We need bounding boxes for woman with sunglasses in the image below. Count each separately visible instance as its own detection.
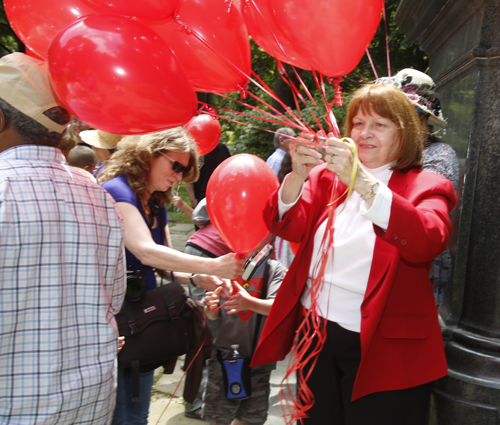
[99,127,246,425]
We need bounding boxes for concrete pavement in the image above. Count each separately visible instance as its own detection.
[149,223,294,425]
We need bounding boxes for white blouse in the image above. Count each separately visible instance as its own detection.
[278,164,394,332]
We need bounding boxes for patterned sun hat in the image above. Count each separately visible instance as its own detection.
[393,69,446,126]
[375,69,447,126]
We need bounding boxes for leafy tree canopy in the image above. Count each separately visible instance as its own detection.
[0,0,427,160]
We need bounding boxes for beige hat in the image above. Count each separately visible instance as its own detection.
[80,130,123,150]
[0,53,67,133]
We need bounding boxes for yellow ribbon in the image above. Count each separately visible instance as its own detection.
[327,137,359,211]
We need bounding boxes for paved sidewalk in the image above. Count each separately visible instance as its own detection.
[149,223,294,425]
[150,355,294,425]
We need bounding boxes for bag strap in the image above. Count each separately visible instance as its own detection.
[157,282,183,322]
[130,360,141,403]
[120,300,140,335]
[251,260,270,355]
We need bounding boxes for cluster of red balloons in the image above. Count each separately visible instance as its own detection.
[5,0,385,253]
[243,0,385,77]
[4,0,251,135]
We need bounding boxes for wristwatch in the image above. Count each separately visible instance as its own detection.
[360,182,380,201]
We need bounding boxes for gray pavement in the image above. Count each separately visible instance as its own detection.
[149,223,294,425]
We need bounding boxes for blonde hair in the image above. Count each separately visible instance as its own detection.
[100,127,199,205]
[344,83,424,171]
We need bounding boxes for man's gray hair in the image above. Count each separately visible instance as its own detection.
[273,127,295,149]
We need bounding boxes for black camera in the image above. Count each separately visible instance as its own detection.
[242,244,273,282]
[126,269,145,302]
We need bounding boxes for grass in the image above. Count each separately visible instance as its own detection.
[167,182,193,225]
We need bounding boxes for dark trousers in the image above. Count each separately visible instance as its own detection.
[301,320,431,425]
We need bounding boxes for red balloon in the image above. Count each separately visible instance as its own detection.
[269,0,384,76]
[80,0,180,22]
[207,154,279,255]
[152,0,251,93]
[48,14,197,135]
[243,0,311,70]
[185,114,221,156]
[4,0,101,59]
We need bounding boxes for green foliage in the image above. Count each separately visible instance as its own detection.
[214,0,428,158]
[167,182,193,224]
[0,5,24,56]
[0,0,427,161]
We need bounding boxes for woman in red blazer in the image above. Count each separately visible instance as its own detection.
[251,84,456,425]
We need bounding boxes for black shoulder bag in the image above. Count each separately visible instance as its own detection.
[115,201,196,401]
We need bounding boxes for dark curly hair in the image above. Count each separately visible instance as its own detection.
[0,98,70,147]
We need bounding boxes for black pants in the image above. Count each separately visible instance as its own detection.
[301,320,431,425]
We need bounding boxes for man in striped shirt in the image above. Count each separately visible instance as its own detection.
[0,53,126,424]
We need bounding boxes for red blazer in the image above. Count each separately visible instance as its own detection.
[251,164,456,401]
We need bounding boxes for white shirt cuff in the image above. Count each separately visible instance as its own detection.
[277,174,304,220]
[359,181,392,230]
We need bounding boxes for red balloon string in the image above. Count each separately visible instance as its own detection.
[365,48,379,79]
[383,3,391,77]
[276,63,327,136]
[249,70,313,131]
[275,63,311,126]
[154,302,209,425]
[215,91,309,134]
[279,178,345,424]
[332,77,344,107]
[173,13,343,142]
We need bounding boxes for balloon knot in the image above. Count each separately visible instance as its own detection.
[199,104,219,119]
[239,87,248,99]
[330,77,344,107]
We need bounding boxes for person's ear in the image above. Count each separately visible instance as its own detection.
[0,109,7,133]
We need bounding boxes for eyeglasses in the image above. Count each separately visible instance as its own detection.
[159,152,190,177]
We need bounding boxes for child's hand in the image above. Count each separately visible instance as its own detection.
[118,336,125,353]
[225,282,254,314]
[205,286,222,311]
[172,196,184,209]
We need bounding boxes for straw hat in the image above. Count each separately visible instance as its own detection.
[79,130,123,150]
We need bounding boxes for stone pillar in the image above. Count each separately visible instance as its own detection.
[396,0,500,423]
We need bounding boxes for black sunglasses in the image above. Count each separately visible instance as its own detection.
[159,152,190,177]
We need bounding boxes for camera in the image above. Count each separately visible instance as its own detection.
[242,244,273,282]
[126,269,145,302]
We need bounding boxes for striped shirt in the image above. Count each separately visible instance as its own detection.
[0,145,126,424]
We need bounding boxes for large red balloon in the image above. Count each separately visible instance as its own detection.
[152,0,251,93]
[207,154,279,255]
[48,14,197,135]
[4,0,101,58]
[269,0,384,77]
[185,114,221,156]
[243,0,311,70]
[81,0,180,22]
